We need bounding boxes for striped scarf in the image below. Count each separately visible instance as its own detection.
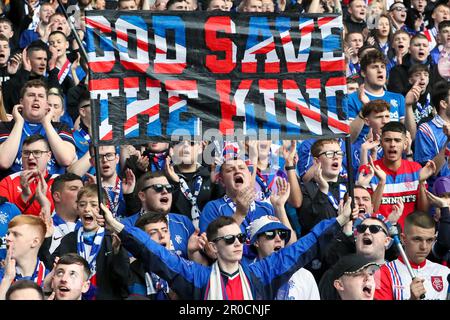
[77,227,105,277]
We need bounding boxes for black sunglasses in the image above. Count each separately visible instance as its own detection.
[263,229,289,241]
[141,184,174,193]
[356,224,388,236]
[213,233,246,245]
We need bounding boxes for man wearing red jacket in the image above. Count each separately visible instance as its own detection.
[0,134,57,215]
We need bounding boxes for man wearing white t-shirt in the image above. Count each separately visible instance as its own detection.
[375,211,450,300]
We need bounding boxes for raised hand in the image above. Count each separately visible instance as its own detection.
[122,168,136,195]
[22,48,31,72]
[356,164,374,187]
[337,197,353,226]
[20,170,38,202]
[164,155,180,183]
[11,104,24,124]
[419,160,436,183]
[405,81,422,106]
[369,156,387,182]
[269,178,290,208]
[136,154,149,172]
[282,140,297,167]
[84,173,97,185]
[3,244,16,281]
[314,162,329,194]
[425,189,449,208]
[358,84,370,105]
[7,52,22,75]
[389,198,404,225]
[235,186,256,215]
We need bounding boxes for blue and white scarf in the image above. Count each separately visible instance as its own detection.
[77,227,105,277]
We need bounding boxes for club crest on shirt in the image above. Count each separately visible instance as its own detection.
[175,235,182,244]
[431,276,443,292]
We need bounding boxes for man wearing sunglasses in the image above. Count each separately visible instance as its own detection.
[100,194,353,300]
[0,134,58,215]
[122,171,195,258]
[375,211,450,300]
[389,2,408,32]
[247,215,320,300]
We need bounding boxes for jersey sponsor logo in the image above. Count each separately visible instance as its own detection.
[431,276,443,292]
[381,195,417,205]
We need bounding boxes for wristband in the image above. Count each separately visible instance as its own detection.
[406,153,413,157]
[285,165,296,171]
[358,113,364,120]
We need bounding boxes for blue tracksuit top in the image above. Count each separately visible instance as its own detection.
[118,217,341,300]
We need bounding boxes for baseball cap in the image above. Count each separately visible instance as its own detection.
[331,254,380,280]
[432,176,450,197]
[248,215,291,245]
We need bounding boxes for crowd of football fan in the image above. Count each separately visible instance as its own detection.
[0,0,448,301]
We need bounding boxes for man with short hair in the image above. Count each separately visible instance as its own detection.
[19,2,55,49]
[199,155,274,240]
[351,99,390,174]
[389,2,408,32]
[166,0,191,10]
[122,171,195,258]
[239,0,263,12]
[0,215,49,299]
[118,0,138,9]
[5,279,45,300]
[345,32,364,77]
[0,135,58,215]
[0,80,76,175]
[325,254,380,300]
[388,33,431,95]
[359,122,435,228]
[375,211,450,300]
[128,213,178,300]
[348,50,405,144]
[427,4,450,50]
[46,173,83,253]
[101,194,353,300]
[345,0,367,34]
[44,253,91,300]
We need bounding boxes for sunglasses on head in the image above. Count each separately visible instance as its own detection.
[356,224,388,236]
[141,184,174,193]
[263,229,289,241]
[213,233,246,245]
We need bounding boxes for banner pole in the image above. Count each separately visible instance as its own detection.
[55,0,104,207]
[344,136,355,211]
